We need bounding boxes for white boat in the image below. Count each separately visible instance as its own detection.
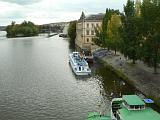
[69,52,91,76]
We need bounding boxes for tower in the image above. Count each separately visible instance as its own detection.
[80,11,86,20]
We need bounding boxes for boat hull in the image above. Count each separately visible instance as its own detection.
[69,60,91,76]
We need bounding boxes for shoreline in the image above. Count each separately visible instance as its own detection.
[94,51,160,107]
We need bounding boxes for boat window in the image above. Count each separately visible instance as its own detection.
[79,67,81,71]
[135,105,139,109]
[130,105,134,109]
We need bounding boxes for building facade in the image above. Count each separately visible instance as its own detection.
[75,12,104,51]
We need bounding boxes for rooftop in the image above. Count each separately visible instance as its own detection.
[85,13,104,20]
[79,12,104,21]
[123,95,145,106]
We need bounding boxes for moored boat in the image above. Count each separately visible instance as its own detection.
[87,95,160,120]
[111,95,160,120]
[59,33,67,38]
[69,52,91,76]
[87,112,111,120]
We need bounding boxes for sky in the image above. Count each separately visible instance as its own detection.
[0,0,128,26]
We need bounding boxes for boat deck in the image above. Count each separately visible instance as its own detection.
[73,55,87,66]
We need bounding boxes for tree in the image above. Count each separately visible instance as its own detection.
[68,21,77,46]
[124,0,135,17]
[6,21,39,38]
[93,8,120,49]
[107,14,122,54]
[140,0,160,73]
[93,27,106,48]
[120,0,140,64]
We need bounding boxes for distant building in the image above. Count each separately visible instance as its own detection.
[75,12,104,51]
[0,26,6,31]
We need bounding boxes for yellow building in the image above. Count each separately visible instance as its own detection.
[75,12,104,51]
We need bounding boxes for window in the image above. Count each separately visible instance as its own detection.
[87,38,89,42]
[91,30,94,35]
[92,23,94,28]
[96,23,99,27]
[86,30,89,35]
[87,23,89,28]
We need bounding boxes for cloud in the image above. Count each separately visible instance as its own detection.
[0,0,41,5]
[0,0,128,26]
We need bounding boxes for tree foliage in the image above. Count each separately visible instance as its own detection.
[93,8,120,49]
[68,21,77,46]
[91,0,160,73]
[6,21,39,38]
[107,14,122,54]
[120,0,140,64]
[140,0,160,73]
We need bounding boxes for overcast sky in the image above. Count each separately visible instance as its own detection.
[0,0,128,26]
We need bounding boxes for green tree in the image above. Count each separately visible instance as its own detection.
[68,21,77,46]
[140,0,160,73]
[120,0,140,64]
[6,21,39,38]
[124,0,135,17]
[93,27,106,48]
[93,8,120,49]
[107,14,122,54]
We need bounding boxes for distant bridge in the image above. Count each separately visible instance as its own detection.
[39,22,69,33]
[0,26,6,31]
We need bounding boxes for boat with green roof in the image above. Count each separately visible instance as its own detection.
[111,95,160,120]
[87,112,111,120]
[87,95,160,120]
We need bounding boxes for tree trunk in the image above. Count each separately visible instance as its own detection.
[154,64,157,74]
[153,53,158,74]
[115,49,117,55]
[132,59,136,64]
[153,47,158,74]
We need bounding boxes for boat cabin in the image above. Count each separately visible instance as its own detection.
[73,52,79,58]
[111,95,160,120]
[122,95,146,110]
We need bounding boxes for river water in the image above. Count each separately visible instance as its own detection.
[0,31,141,120]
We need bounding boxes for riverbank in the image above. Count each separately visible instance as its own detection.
[94,50,160,106]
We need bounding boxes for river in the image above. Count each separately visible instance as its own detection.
[0,31,146,120]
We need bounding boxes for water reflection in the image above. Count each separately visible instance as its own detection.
[94,64,135,98]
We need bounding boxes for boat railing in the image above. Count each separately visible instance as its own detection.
[122,102,146,111]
